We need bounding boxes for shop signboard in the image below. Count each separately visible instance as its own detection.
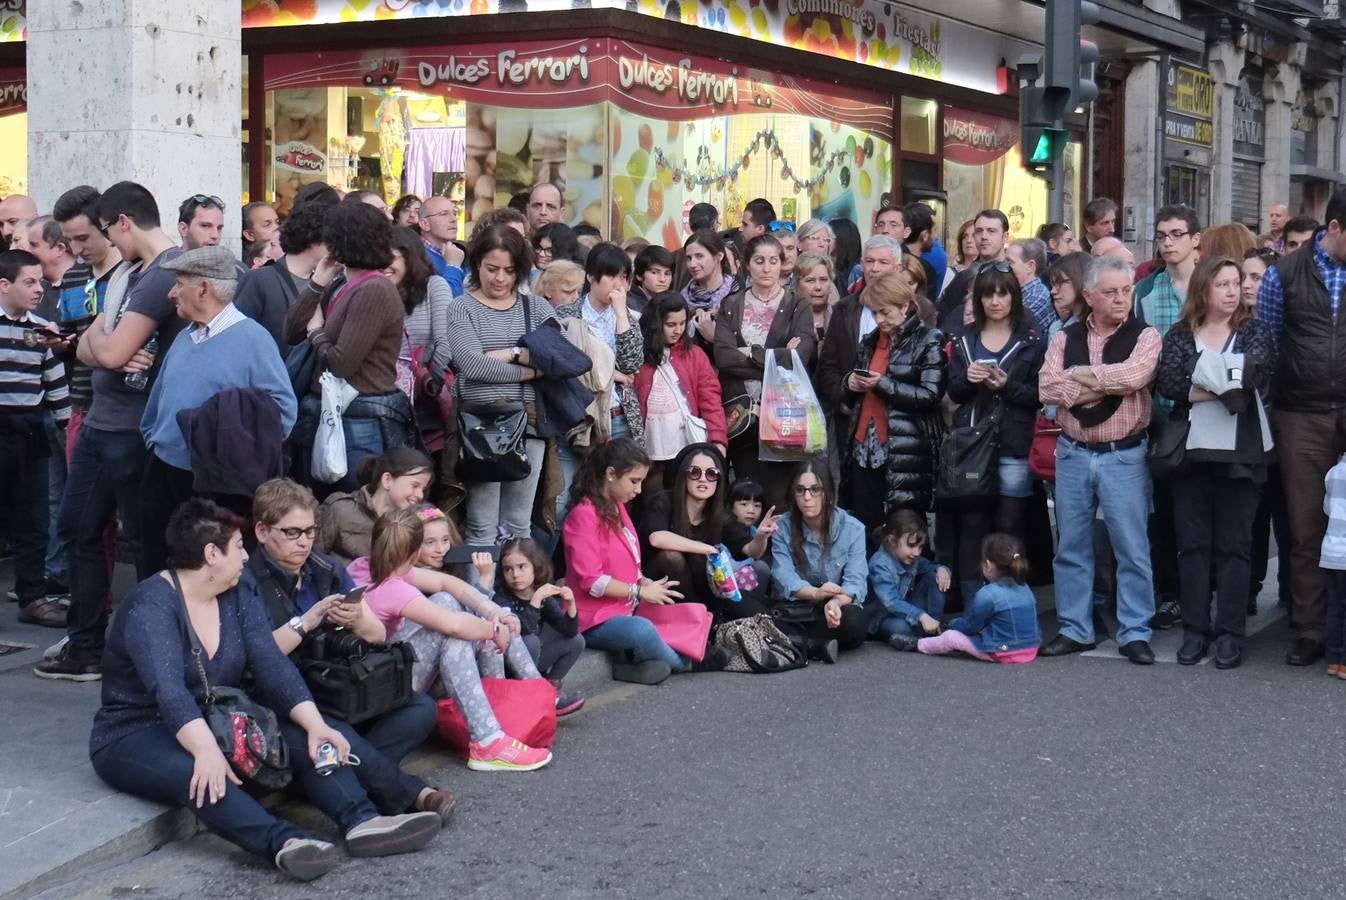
[266,39,890,131]
[1165,62,1214,150]
[0,66,24,115]
[943,107,1019,166]
[1232,75,1264,159]
[245,0,1029,95]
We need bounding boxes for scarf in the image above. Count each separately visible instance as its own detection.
[853,331,891,445]
[682,274,739,312]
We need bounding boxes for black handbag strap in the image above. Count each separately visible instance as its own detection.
[456,291,532,409]
[168,569,217,706]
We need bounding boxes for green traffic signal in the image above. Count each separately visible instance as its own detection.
[1030,132,1053,165]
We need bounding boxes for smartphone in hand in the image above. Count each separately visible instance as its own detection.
[342,585,368,607]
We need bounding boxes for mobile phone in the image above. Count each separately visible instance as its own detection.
[974,358,999,367]
[850,368,876,377]
[443,545,501,566]
[342,585,368,606]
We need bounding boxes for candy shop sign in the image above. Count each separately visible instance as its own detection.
[417,46,593,89]
[616,55,740,108]
[943,108,1018,166]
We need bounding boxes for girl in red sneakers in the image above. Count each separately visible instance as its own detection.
[349,508,552,772]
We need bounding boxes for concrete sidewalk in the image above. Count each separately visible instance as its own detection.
[0,567,617,900]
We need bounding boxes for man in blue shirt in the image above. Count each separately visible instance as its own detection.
[1257,190,1346,666]
[418,195,464,296]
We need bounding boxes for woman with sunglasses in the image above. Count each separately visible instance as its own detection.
[945,264,1045,604]
[638,443,774,622]
[770,460,869,661]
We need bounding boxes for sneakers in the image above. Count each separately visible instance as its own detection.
[611,659,673,685]
[274,837,339,881]
[1152,598,1182,630]
[888,633,919,652]
[467,735,553,772]
[345,811,442,857]
[555,691,586,717]
[34,644,101,682]
[18,598,67,628]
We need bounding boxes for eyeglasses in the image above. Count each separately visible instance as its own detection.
[97,216,118,239]
[421,209,456,219]
[687,466,720,483]
[534,245,554,257]
[1154,230,1191,243]
[769,221,796,233]
[272,525,318,541]
[793,484,824,497]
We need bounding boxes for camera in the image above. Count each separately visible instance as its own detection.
[306,627,369,662]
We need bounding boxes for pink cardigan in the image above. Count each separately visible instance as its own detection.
[563,498,642,632]
[633,342,727,446]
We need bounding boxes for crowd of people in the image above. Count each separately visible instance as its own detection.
[3,174,1343,879]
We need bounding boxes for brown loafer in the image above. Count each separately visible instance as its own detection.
[18,598,67,628]
[417,788,457,825]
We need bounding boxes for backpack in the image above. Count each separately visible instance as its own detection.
[714,614,808,674]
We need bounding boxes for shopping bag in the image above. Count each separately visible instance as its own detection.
[312,371,359,484]
[435,678,558,759]
[634,602,713,662]
[705,545,743,603]
[758,349,827,462]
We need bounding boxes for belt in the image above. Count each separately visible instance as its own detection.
[1063,433,1145,454]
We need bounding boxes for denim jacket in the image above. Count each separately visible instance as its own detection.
[771,511,869,604]
[866,550,947,634]
[947,579,1042,653]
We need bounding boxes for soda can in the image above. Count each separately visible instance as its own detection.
[314,741,340,776]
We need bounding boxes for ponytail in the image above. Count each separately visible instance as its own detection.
[981,532,1029,584]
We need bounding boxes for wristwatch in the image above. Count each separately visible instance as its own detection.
[510,346,522,364]
[287,615,308,638]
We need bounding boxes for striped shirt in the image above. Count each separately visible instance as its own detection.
[1038,315,1160,444]
[55,262,113,410]
[188,302,247,344]
[1322,455,1346,570]
[0,310,71,424]
[444,291,556,408]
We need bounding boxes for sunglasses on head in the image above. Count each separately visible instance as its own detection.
[1245,247,1279,262]
[687,466,720,483]
[769,221,796,233]
[188,193,226,211]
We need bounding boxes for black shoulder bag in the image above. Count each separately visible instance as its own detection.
[171,571,292,790]
[937,336,1009,501]
[457,292,534,483]
[254,564,416,726]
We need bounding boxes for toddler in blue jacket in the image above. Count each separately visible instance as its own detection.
[896,532,1041,664]
[867,510,950,648]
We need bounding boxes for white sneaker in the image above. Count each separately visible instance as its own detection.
[44,635,68,660]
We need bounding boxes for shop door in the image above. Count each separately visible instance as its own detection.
[1165,164,1210,225]
[1231,159,1262,231]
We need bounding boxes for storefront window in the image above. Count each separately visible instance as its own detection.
[900,98,938,156]
[0,67,26,195]
[942,107,1047,241]
[260,39,894,247]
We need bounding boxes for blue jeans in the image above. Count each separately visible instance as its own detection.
[343,692,436,815]
[92,725,312,859]
[275,719,381,834]
[1327,571,1346,664]
[999,455,1031,499]
[583,615,687,671]
[338,416,386,493]
[45,413,68,587]
[59,426,146,650]
[1052,437,1155,645]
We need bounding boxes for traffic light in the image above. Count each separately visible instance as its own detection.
[1019,80,1061,174]
[1024,124,1068,172]
[1044,0,1101,117]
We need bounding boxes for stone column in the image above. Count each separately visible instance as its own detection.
[1208,40,1245,229]
[1122,57,1163,261]
[1262,47,1303,216]
[27,0,242,244]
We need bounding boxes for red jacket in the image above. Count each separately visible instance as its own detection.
[633,342,727,446]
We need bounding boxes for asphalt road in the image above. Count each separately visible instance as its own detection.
[38,617,1346,900]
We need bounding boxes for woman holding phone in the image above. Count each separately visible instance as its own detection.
[945,263,1045,603]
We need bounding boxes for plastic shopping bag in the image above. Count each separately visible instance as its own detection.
[312,371,360,484]
[706,545,744,603]
[758,349,827,462]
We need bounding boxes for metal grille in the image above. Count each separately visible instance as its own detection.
[1232,159,1263,232]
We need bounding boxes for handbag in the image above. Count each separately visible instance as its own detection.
[657,362,709,447]
[633,602,714,662]
[1028,413,1062,482]
[722,393,757,441]
[171,571,292,790]
[937,396,1002,501]
[286,271,381,405]
[1147,413,1191,480]
[713,614,807,673]
[435,678,557,759]
[455,294,532,484]
[297,627,417,726]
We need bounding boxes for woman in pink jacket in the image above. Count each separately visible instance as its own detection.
[634,292,728,495]
[562,439,727,685]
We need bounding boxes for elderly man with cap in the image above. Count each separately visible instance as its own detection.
[139,245,297,572]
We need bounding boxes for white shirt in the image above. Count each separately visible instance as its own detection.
[190,302,247,345]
